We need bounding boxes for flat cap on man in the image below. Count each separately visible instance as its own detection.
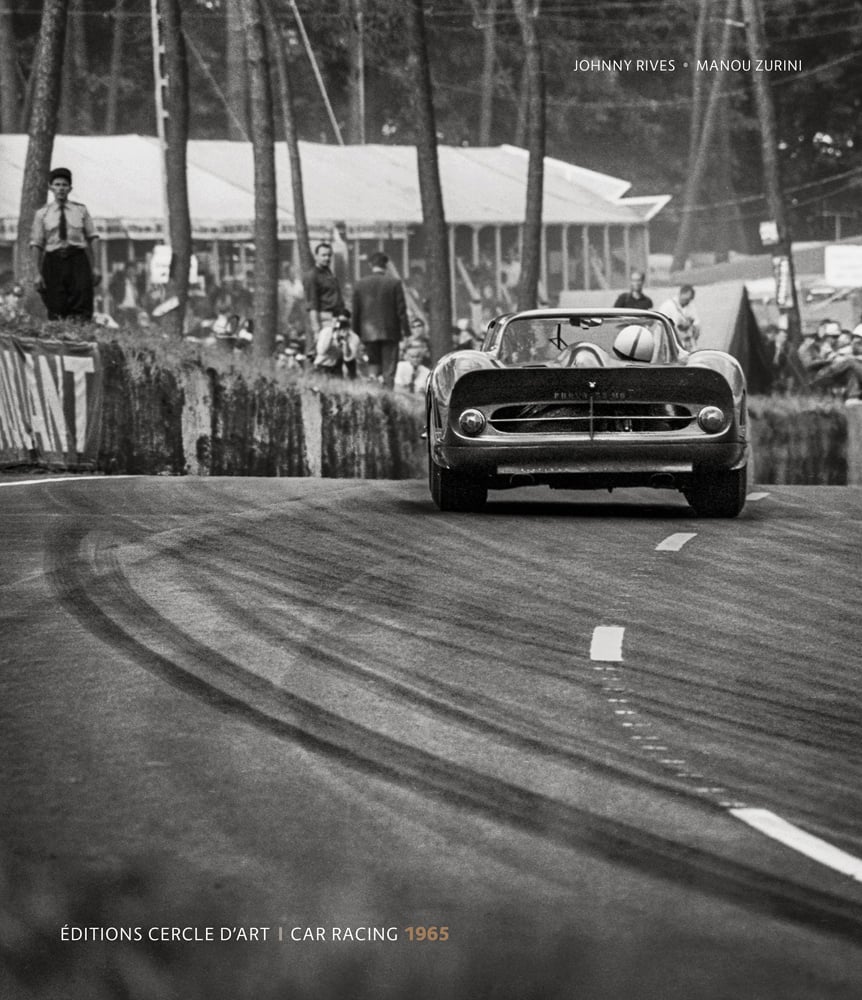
[49,166,72,184]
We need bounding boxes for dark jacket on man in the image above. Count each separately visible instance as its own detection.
[351,271,411,343]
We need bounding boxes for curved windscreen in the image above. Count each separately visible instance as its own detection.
[496,314,676,365]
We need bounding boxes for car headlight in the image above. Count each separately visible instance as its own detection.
[697,405,727,433]
[458,408,486,436]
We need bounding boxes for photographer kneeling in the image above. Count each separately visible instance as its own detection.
[313,309,361,379]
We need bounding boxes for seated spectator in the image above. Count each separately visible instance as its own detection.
[817,319,842,361]
[403,323,432,365]
[834,330,854,357]
[394,342,431,394]
[0,283,25,322]
[810,324,862,399]
[235,318,254,351]
[277,337,307,373]
[797,329,822,370]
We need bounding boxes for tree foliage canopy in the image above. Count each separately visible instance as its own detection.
[2,0,861,249]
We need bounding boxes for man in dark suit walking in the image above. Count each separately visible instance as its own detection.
[351,251,411,388]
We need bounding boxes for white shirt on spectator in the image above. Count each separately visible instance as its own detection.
[658,296,700,347]
[394,359,430,394]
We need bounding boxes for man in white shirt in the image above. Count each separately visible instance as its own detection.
[30,166,100,320]
[658,284,700,350]
[394,342,431,394]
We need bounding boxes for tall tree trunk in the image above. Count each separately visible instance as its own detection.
[19,50,39,131]
[685,0,710,178]
[671,0,736,272]
[58,1,74,125]
[226,0,249,140]
[741,0,802,347]
[160,0,192,337]
[104,0,126,133]
[0,0,19,132]
[16,0,68,293]
[498,61,526,147]
[470,0,497,145]
[241,0,278,356]
[342,0,365,143]
[70,0,92,130]
[512,0,544,310]
[405,0,451,364]
[712,78,748,259]
[261,0,313,275]
[513,61,528,147]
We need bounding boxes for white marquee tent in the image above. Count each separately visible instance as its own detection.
[0,134,669,305]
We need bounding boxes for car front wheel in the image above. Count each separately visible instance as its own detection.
[429,456,487,512]
[684,465,746,518]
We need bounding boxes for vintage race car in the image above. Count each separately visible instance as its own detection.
[425,308,750,516]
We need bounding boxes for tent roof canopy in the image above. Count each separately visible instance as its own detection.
[0,134,669,239]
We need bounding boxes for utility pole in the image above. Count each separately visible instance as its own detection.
[740,0,802,348]
[288,0,343,144]
[347,0,365,143]
[149,0,169,238]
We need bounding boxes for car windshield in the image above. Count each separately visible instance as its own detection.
[497,314,674,365]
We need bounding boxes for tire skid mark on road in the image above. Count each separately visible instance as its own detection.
[144,516,601,666]
[114,521,675,794]
[612,680,860,757]
[42,517,862,941]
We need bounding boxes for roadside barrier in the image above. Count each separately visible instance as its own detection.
[0,331,857,484]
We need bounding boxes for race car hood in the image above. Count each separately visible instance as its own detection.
[446,364,736,413]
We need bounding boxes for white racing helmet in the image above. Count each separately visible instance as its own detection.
[613,324,655,362]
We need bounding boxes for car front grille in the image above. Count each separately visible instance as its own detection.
[489,402,695,434]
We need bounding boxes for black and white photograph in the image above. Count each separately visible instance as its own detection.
[1,1,861,997]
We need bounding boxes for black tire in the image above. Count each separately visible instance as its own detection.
[426,406,487,512]
[684,465,747,518]
[429,454,487,512]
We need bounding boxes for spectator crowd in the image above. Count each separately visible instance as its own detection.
[3,168,860,402]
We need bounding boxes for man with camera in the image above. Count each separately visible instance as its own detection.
[313,309,361,379]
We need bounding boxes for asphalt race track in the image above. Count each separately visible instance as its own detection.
[1,475,861,999]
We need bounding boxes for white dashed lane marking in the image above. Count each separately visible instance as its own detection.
[746,491,770,501]
[588,621,862,882]
[731,808,862,882]
[0,475,136,489]
[589,626,624,662]
[656,532,697,552]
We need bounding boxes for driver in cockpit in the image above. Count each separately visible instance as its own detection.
[613,324,655,363]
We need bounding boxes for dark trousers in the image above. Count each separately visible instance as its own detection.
[365,340,400,388]
[41,248,94,320]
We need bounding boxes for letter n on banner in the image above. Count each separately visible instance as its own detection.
[0,333,103,470]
